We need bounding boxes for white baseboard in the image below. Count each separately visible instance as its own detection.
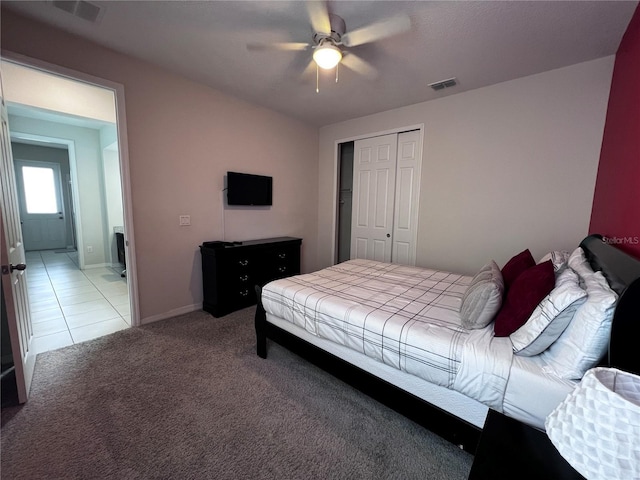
[83,263,111,270]
[140,303,201,325]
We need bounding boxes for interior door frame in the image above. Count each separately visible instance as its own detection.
[1,50,140,327]
[12,133,84,266]
[332,124,424,265]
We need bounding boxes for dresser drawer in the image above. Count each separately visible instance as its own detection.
[264,247,300,282]
[228,286,255,306]
[220,253,254,272]
[223,271,256,293]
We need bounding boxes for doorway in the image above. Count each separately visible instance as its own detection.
[335,128,423,266]
[1,55,138,365]
[336,142,354,263]
[8,120,130,354]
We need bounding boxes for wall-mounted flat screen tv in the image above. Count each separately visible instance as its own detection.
[227,171,273,206]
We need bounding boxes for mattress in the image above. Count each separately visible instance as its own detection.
[262,259,577,429]
[262,259,472,389]
[503,354,577,430]
[266,312,490,429]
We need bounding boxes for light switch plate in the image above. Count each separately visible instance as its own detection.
[179,215,191,226]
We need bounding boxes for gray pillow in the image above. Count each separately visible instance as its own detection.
[460,261,504,329]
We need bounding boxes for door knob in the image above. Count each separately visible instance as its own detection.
[1,263,27,275]
[386,233,391,238]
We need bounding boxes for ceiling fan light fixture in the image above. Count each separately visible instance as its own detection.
[313,43,342,69]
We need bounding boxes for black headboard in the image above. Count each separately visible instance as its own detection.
[580,234,640,375]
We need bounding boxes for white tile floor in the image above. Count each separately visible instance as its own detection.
[26,250,131,355]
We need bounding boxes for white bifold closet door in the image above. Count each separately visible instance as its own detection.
[351,130,421,265]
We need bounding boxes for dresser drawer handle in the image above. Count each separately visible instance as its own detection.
[278,253,287,259]
[238,260,249,266]
[239,275,249,282]
[239,289,249,297]
[278,266,287,273]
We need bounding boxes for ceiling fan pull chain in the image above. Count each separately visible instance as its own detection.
[316,63,320,93]
[336,63,339,83]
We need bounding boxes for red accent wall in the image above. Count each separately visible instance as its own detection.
[589,5,640,258]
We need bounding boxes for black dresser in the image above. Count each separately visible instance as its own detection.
[200,237,302,317]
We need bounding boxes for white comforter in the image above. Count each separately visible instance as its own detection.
[262,259,514,411]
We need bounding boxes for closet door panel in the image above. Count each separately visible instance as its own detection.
[356,171,370,228]
[374,169,391,227]
[392,130,421,266]
[351,134,397,263]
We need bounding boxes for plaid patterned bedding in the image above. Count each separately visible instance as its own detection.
[261,259,473,388]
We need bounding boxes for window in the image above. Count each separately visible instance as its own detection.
[22,166,59,214]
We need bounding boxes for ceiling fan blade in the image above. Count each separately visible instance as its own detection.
[341,53,378,80]
[301,59,317,78]
[341,14,411,47]
[247,42,310,52]
[307,1,331,34]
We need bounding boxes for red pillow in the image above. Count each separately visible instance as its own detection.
[501,249,535,291]
[494,260,555,337]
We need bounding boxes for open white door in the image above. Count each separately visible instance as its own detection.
[351,133,398,262]
[0,71,35,403]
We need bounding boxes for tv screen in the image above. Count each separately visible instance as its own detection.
[227,171,273,206]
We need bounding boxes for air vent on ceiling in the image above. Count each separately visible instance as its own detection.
[52,0,103,23]
[428,77,458,91]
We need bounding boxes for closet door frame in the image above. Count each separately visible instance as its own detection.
[332,124,424,266]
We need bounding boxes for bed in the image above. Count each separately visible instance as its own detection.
[254,234,640,452]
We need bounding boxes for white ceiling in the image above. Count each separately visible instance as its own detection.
[4,1,637,127]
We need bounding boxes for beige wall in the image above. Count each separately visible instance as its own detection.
[2,11,319,323]
[319,57,614,274]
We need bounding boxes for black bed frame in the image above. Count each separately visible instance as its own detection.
[254,234,640,453]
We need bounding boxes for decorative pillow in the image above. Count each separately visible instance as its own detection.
[510,267,587,356]
[494,260,555,337]
[542,248,618,380]
[460,261,504,330]
[501,249,535,291]
[538,250,571,273]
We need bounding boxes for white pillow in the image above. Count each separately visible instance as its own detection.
[459,261,504,330]
[510,267,586,356]
[538,250,571,272]
[541,247,618,379]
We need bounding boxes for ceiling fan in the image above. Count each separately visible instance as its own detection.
[247,1,411,91]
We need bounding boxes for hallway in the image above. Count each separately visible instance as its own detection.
[25,250,130,354]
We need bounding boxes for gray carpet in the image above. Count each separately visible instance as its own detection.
[1,307,473,479]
